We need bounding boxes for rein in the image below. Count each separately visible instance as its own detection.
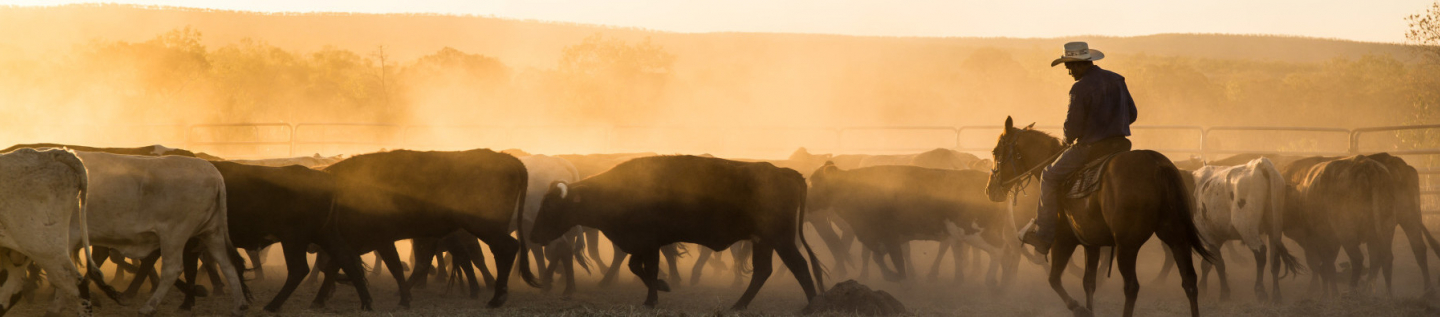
[999,144,1070,189]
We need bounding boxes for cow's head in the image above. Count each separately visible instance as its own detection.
[531,181,583,244]
[806,161,841,211]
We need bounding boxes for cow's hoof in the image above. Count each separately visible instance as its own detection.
[1220,291,1232,302]
[487,294,508,308]
[361,303,373,311]
[655,280,672,292]
[1071,306,1094,317]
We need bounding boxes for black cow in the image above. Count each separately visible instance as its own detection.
[315,149,539,308]
[530,155,823,309]
[808,163,1011,286]
[180,162,372,312]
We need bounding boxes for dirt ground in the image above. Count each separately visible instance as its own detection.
[11,239,1440,316]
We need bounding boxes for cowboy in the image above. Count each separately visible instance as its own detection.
[1020,42,1138,255]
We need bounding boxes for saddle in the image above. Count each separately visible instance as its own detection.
[1063,137,1132,199]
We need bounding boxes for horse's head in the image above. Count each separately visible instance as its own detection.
[985,116,1061,202]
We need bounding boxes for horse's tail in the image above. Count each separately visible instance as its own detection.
[1161,160,1215,263]
[1256,158,1304,277]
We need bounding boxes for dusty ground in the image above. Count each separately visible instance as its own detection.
[11,239,1440,316]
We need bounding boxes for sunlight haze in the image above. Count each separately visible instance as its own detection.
[2,0,1427,43]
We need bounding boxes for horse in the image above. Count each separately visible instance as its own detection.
[984,117,1213,317]
[1187,158,1303,302]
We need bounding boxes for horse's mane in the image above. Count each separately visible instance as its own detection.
[1014,127,1064,149]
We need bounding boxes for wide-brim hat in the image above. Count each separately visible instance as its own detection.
[1050,41,1104,67]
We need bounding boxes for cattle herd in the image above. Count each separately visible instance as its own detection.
[0,123,1431,316]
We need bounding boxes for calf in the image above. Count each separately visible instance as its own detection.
[531,155,823,309]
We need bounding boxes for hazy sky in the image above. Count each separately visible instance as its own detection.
[4,0,1433,43]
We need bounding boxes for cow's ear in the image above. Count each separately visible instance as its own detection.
[1004,116,1014,129]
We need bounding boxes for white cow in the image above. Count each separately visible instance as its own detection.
[73,152,247,317]
[0,148,102,316]
[516,155,582,293]
[1190,157,1301,302]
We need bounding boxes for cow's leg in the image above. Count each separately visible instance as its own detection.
[306,251,329,286]
[407,239,439,291]
[0,259,30,316]
[628,248,667,307]
[449,248,482,299]
[809,213,851,278]
[308,257,343,309]
[859,248,872,281]
[198,232,248,317]
[600,249,627,287]
[122,252,161,300]
[690,248,712,286]
[1252,245,1270,302]
[730,242,774,310]
[775,237,819,301]
[559,241,577,297]
[1399,221,1431,294]
[584,228,609,271]
[1342,243,1365,293]
[376,245,412,308]
[138,241,187,317]
[460,239,495,290]
[475,230,520,308]
[263,242,310,312]
[179,249,202,311]
[731,242,752,288]
[33,254,87,317]
[927,240,951,281]
[367,251,385,278]
[247,248,265,281]
[1149,244,1175,287]
[530,242,548,280]
[660,244,681,287]
[202,257,227,296]
[951,242,967,285]
[1214,246,1232,301]
[882,242,907,283]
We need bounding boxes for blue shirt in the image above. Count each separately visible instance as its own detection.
[1063,66,1138,144]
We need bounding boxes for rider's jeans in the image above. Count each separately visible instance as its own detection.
[1037,144,1090,244]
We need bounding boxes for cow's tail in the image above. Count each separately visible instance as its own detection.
[214,187,254,302]
[1160,159,1215,263]
[513,175,542,288]
[56,150,123,305]
[1257,158,1303,278]
[796,185,826,294]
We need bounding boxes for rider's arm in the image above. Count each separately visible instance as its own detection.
[1063,89,1088,144]
[1119,78,1137,124]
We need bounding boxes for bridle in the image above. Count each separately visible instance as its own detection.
[991,131,1069,197]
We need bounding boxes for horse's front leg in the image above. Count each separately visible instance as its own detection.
[1082,246,1101,311]
[1048,236,1089,317]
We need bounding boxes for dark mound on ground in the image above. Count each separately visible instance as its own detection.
[801,280,905,315]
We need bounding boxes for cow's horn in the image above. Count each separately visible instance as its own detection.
[557,182,569,199]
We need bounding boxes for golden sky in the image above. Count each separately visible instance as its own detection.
[2,0,1430,43]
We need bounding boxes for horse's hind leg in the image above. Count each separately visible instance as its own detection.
[1157,235,1200,317]
[1081,246,1100,311]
